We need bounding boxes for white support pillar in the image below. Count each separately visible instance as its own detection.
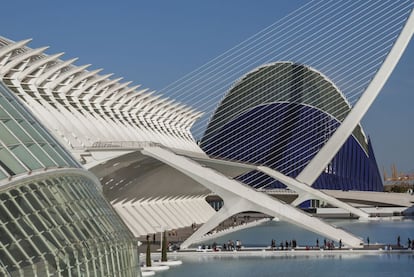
[182,200,249,248]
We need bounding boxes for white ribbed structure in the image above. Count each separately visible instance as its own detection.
[0,6,412,250]
[112,196,216,237]
[0,36,219,246]
[0,36,203,154]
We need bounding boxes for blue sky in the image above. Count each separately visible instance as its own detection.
[0,0,413,173]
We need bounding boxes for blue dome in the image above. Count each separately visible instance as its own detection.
[201,62,383,192]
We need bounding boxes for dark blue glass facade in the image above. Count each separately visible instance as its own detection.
[201,102,383,192]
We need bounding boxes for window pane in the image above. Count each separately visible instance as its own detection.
[19,121,44,142]
[27,144,57,167]
[4,120,33,144]
[0,122,19,146]
[51,144,78,167]
[0,96,23,120]
[41,144,67,166]
[0,167,7,179]
[10,145,42,170]
[0,102,10,119]
[0,148,26,175]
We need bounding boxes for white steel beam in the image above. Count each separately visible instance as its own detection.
[0,46,49,76]
[59,68,103,93]
[297,8,414,186]
[257,166,370,218]
[141,146,364,249]
[35,58,78,86]
[154,198,180,228]
[17,52,64,81]
[112,202,147,236]
[46,64,90,90]
[0,39,32,63]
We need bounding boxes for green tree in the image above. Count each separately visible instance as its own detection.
[146,237,152,267]
[161,231,168,262]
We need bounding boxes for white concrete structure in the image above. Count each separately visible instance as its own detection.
[0,36,202,155]
[0,80,140,276]
[296,9,414,186]
[141,146,364,248]
[1,8,413,251]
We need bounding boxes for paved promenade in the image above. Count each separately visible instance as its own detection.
[143,246,414,261]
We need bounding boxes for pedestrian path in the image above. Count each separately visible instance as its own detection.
[198,218,272,242]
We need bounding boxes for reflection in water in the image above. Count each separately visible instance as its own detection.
[156,219,414,277]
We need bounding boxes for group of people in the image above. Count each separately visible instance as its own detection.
[269,238,344,250]
[270,239,298,250]
[207,239,243,251]
[396,235,414,249]
[369,235,414,249]
[316,238,342,249]
[200,235,414,253]
[223,239,242,251]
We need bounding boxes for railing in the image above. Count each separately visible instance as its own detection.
[88,141,162,149]
[256,188,298,195]
[200,218,271,241]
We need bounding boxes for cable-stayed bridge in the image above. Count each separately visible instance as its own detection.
[0,0,413,249]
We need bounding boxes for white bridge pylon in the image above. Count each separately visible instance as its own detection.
[297,8,414,186]
[141,146,364,249]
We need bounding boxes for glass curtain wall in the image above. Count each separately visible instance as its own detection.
[0,81,140,276]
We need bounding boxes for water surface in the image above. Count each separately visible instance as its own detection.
[156,218,414,277]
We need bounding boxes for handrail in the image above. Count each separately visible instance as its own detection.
[88,141,163,149]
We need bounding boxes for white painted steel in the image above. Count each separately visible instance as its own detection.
[141,146,364,249]
[111,195,215,237]
[257,166,370,218]
[297,8,414,185]
[0,36,203,156]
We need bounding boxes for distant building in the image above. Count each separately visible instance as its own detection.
[0,81,139,275]
[202,62,383,197]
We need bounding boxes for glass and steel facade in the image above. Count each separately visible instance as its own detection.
[0,82,79,178]
[201,62,383,193]
[0,81,140,276]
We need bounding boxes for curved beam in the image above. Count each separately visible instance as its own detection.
[35,58,78,86]
[104,81,133,102]
[59,68,103,93]
[46,64,91,90]
[257,166,370,218]
[91,77,122,96]
[17,52,64,81]
[75,73,113,95]
[141,146,364,249]
[0,39,32,61]
[0,46,49,76]
[297,8,414,186]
